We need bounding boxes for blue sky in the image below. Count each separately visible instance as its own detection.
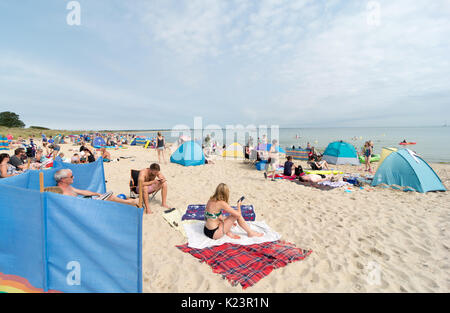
[0,0,449,130]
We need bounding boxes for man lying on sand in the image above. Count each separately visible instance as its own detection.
[138,163,169,213]
[298,170,332,183]
[55,169,138,206]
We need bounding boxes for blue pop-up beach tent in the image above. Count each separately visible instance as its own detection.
[93,136,107,148]
[371,149,446,193]
[0,158,143,293]
[322,141,359,165]
[170,140,205,166]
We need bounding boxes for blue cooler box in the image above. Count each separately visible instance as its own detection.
[255,161,267,171]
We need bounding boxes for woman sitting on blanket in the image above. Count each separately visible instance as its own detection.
[204,183,263,240]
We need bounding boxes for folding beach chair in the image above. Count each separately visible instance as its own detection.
[129,169,159,203]
[247,148,259,167]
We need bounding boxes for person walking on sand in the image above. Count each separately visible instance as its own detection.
[264,139,280,181]
[204,183,263,240]
[156,132,167,164]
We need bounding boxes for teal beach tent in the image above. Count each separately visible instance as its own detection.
[371,149,446,193]
[322,141,359,165]
[170,140,205,166]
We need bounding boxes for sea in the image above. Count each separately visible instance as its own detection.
[136,127,450,163]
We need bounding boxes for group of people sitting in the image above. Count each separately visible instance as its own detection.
[279,155,333,183]
[0,148,45,178]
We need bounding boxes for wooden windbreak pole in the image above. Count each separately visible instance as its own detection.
[27,158,31,170]
[39,172,44,193]
[138,183,143,208]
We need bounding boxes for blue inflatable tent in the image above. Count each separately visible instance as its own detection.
[371,149,446,193]
[0,158,143,293]
[170,141,205,167]
[322,141,359,165]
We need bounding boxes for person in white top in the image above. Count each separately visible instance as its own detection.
[264,139,280,181]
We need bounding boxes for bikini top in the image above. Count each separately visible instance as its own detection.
[204,210,222,220]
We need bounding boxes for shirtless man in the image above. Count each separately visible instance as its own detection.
[55,169,138,206]
[138,163,169,214]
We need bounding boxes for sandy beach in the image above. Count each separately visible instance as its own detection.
[3,140,449,293]
[28,141,445,293]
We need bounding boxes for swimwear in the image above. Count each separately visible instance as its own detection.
[157,137,164,148]
[205,210,222,219]
[204,226,219,239]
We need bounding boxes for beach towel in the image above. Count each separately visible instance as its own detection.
[183,221,281,249]
[295,181,336,191]
[317,181,350,188]
[268,174,297,181]
[177,240,312,289]
[182,204,256,221]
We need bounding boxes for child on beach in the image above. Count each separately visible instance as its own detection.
[264,139,280,181]
[363,141,374,173]
[100,148,112,162]
[204,183,263,240]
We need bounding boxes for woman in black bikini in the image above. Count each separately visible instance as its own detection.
[156,132,166,164]
[204,183,263,240]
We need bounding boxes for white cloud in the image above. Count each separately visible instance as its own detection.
[1,0,449,128]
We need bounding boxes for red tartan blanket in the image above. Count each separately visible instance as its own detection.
[177,240,312,289]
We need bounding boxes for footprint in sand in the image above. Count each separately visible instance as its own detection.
[369,247,390,261]
[410,246,431,257]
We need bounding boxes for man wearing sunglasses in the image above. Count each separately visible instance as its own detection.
[54,169,138,206]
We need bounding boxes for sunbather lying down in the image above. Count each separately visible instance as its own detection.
[204,183,263,240]
[298,170,334,183]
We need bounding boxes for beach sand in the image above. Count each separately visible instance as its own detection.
[9,142,450,292]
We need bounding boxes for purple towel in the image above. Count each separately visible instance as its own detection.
[182,204,256,221]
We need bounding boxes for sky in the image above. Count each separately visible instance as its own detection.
[0,0,449,130]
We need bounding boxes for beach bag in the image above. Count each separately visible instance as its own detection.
[295,165,303,176]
